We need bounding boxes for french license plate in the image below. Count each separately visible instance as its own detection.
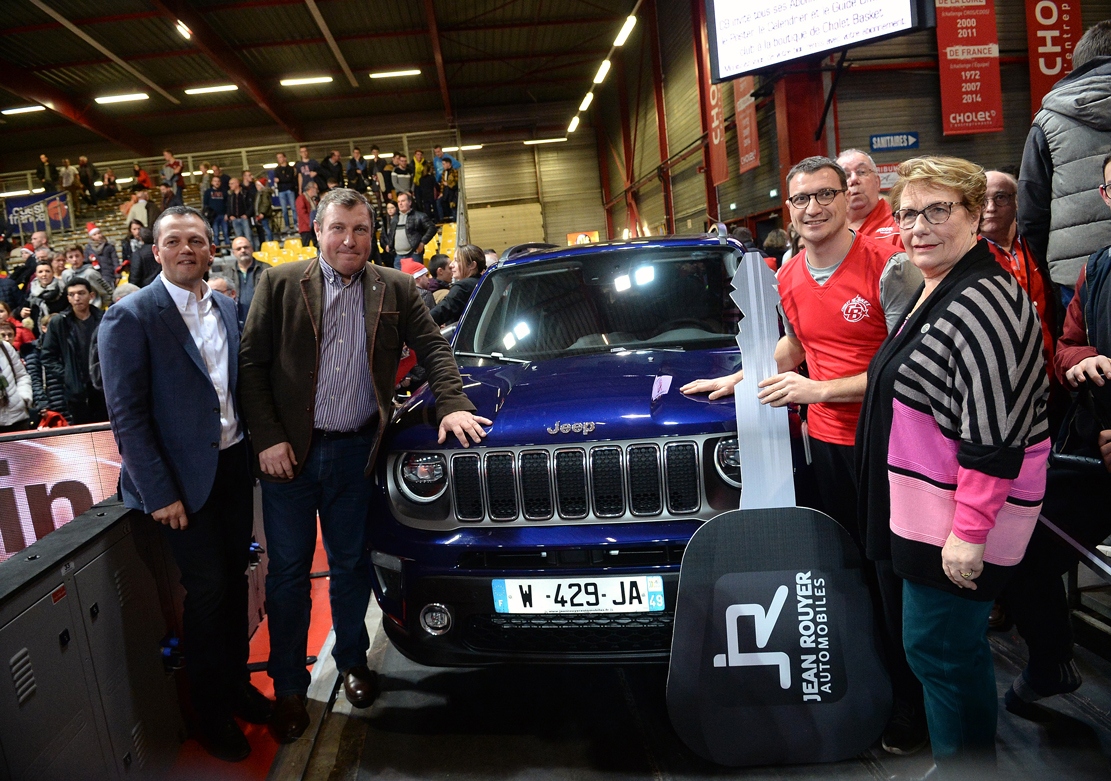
[492,576,665,614]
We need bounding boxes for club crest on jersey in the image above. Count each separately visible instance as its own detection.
[841,295,871,323]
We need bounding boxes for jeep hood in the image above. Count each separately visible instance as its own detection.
[388,349,744,450]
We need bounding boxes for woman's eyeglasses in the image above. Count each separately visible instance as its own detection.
[892,201,962,230]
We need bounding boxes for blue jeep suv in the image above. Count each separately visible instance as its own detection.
[369,236,755,665]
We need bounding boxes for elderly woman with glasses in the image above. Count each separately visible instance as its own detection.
[856,156,1050,777]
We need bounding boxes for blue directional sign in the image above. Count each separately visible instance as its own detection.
[869,132,919,152]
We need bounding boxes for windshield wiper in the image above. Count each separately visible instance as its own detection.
[454,351,530,365]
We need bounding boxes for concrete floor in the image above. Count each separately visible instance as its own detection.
[285,604,1111,781]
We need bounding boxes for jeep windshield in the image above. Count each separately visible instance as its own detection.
[454,247,741,361]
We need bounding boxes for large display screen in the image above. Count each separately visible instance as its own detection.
[707,0,932,81]
[0,425,120,563]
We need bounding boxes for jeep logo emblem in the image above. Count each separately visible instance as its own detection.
[546,420,599,435]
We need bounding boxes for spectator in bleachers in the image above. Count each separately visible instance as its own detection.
[85,224,118,288]
[295,181,319,249]
[36,154,57,192]
[208,276,236,301]
[378,200,397,268]
[319,150,345,193]
[161,149,184,194]
[98,168,118,199]
[272,152,297,234]
[121,219,145,268]
[211,164,230,192]
[24,313,68,422]
[0,253,23,312]
[61,245,112,309]
[242,170,255,192]
[381,154,398,199]
[430,244,485,326]
[0,301,34,351]
[254,176,275,244]
[436,158,458,222]
[226,178,255,249]
[200,162,213,192]
[41,277,106,423]
[392,154,413,195]
[204,177,230,248]
[127,188,154,227]
[385,191,436,269]
[296,145,321,193]
[128,229,159,288]
[368,145,386,200]
[130,163,153,192]
[223,236,271,330]
[28,261,68,334]
[400,258,436,309]
[49,252,65,280]
[427,254,452,303]
[59,159,81,211]
[432,145,459,183]
[762,228,790,270]
[347,148,370,194]
[411,150,436,215]
[160,181,183,212]
[77,156,98,209]
[0,322,33,433]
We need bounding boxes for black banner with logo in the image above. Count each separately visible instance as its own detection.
[666,507,890,766]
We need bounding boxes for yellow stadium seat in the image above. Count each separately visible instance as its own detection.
[300,247,317,260]
[283,237,303,251]
[261,241,281,254]
[253,251,269,262]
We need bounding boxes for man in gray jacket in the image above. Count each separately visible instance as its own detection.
[1019,19,1111,300]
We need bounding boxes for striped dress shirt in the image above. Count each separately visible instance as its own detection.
[313,259,378,432]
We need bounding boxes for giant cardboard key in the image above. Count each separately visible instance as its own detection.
[666,249,891,766]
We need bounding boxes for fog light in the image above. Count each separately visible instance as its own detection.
[420,603,452,635]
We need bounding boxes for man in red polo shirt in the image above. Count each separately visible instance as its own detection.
[837,149,902,249]
[682,155,924,754]
[980,169,1057,372]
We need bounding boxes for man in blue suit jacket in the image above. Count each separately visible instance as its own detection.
[99,206,272,763]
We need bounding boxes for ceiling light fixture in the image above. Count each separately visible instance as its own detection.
[262,163,278,169]
[369,69,421,79]
[175,20,192,39]
[579,93,593,112]
[523,138,568,145]
[0,189,31,198]
[614,16,637,46]
[280,76,333,86]
[94,93,149,104]
[184,84,238,95]
[593,60,611,84]
[567,116,580,133]
[1,105,46,115]
[441,145,483,152]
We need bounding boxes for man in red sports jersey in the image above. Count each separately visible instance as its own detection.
[682,155,924,755]
[837,149,903,250]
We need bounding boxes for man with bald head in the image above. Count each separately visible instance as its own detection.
[836,149,902,249]
[980,169,1057,372]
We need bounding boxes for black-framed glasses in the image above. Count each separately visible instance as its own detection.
[893,201,961,230]
[1101,183,1111,195]
[786,188,844,209]
[986,192,1015,206]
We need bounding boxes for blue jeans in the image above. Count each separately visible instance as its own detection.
[903,580,996,777]
[212,214,228,246]
[230,217,254,248]
[261,432,374,696]
[278,190,297,233]
[258,217,274,243]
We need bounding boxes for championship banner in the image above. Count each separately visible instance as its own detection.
[666,251,890,765]
[707,81,729,186]
[735,76,759,176]
[936,0,1004,136]
[3,191,74,236]
[1025,0,1083,117]
[0,426,120,563]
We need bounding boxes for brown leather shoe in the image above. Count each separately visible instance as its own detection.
[342,664,379,708]
[269,694,309,744]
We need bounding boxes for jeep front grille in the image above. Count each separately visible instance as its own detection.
[447,440,702,525]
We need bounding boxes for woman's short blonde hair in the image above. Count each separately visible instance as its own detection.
[889,155,987,214]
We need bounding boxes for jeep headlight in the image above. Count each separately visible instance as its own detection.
[714,437,742,489]
[397,453,448,502]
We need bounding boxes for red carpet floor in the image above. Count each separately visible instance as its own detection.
[169,526,334,780]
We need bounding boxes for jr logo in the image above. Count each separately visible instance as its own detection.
[713,584,791,689]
